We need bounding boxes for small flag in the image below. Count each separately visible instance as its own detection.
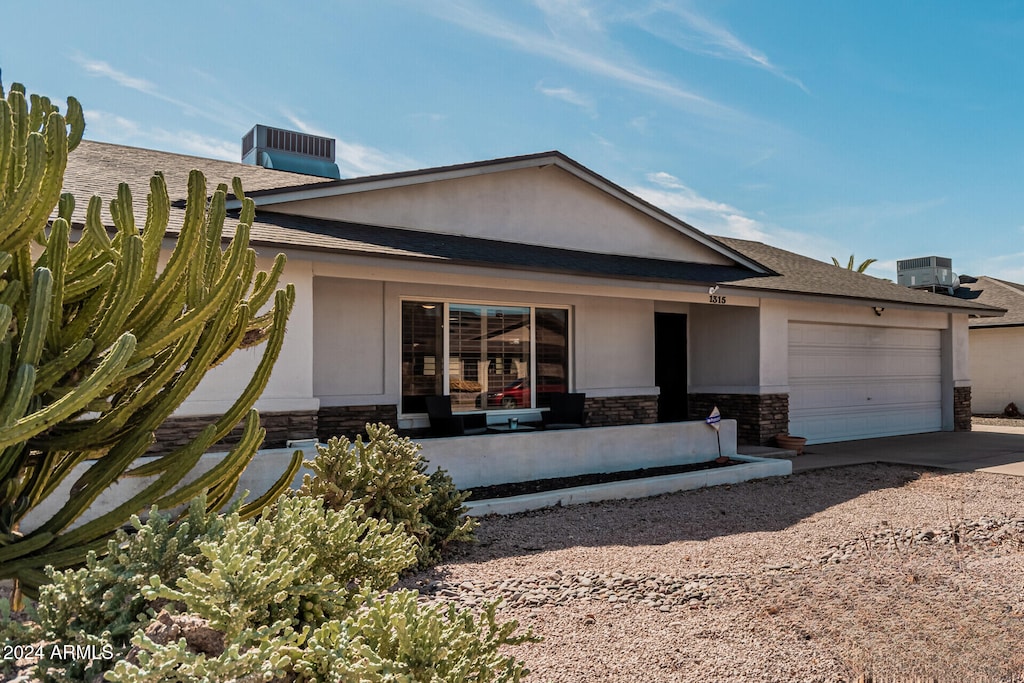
[705,406,721,431]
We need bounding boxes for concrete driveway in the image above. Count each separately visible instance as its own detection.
[791,425,1024,476]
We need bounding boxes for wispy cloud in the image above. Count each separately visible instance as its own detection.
[629,3,809,93]
[536,83,595,113]
[631,171,769,240]
[972,251,1024,282]
[76,58,157,93]
[83,109,238,160]
[421,1,737,120]
[281,107,418,176]
[630,169,856,270]
[73,54,256,134]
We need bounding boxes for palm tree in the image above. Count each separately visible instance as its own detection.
[831,254,877,273]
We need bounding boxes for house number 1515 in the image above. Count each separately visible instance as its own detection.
[709,294,727,304]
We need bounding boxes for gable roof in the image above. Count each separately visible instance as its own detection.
[59,140,1003,316]
[228,150,770,273]
[954,276,1024,327]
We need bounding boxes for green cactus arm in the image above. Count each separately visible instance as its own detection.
[30,449,95,507]
[0,132,46,251]
[138,172,169,291]
[0,531,54,564]
[15,267,52,367]
[152,410,264,510]
[127,171,205,330]
[0,99,12,204]
[2,114,69,253]
[237,449,302,521]
[0,333,136,450]
[246,252,287,314]
[0,364,35,429]
[0,338,11,402]
[44,219,69,351]
[0,536,111,593]
[2,88,28,200]
[64,96,84,151]
[209,304,251,369]
[61,261,115,304]
[57,192,74,222]
[31,426,158,538]
[60,279,111,347]
[90,234,144,352]
[109,182,138,237]
[30,329,199,452]
[45,429,208,549]
[32,338,94,395]
[81,195,115,254]
[205,285,294,444]
[133,275,244,359]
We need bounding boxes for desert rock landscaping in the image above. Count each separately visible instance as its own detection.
[403,463,1024,681]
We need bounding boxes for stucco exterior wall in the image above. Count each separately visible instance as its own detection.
[312,277,386,400]
[688,304,761,391]
[970,327,1024,413]
[264,166,735,264]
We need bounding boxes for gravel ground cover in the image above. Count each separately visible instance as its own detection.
[401,463,1024,682]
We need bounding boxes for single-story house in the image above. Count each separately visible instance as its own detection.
[955,276,1024,414]
[61,136,1004,454]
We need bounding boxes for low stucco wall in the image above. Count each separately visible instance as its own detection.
[21,444,319,534]
[419,419,737,489]
[23,421,736,531]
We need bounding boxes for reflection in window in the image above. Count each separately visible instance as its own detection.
[401,301,569,414]
[401,301,442,413]
[535,308,569,408]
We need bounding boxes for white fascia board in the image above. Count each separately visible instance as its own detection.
[735,286,1005,317]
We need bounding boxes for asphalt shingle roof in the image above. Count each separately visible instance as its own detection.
[59,140,1003,317]
[955,276,1024,327]
[713,237,1002,314]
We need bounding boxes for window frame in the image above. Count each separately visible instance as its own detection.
[399,297,572,418]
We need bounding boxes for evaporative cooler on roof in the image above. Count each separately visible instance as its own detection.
[241,124,341,179]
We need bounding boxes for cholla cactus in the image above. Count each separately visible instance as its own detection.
[0,76,301,599]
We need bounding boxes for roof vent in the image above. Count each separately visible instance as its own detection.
[241,124,341,179]
[897,256,958,295]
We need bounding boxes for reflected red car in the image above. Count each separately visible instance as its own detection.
[479,378,565,408]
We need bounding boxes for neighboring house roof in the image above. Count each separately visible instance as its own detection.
[954,276,1024,327]
[713,237,1003,315]
[60,140,1003,317]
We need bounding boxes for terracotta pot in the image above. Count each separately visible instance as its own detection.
[775,434,807,455]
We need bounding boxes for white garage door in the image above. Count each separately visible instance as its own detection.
[788,323,942,444]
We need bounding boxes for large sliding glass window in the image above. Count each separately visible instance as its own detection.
[401,301,570,414]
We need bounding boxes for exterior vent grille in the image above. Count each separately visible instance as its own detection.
[241,124,340,179]
[896,256,957,294]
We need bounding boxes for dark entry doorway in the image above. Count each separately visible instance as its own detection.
[655,312,688,422]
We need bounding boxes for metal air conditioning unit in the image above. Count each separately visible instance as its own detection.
[241,124,341,179]
[896,256,958,295]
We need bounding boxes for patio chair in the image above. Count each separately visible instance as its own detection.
[425,395,488,436]
[541,392,588,430]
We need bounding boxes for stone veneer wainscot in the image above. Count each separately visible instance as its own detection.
[688,393,789,446]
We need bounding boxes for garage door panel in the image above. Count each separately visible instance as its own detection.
[788,323,942,443]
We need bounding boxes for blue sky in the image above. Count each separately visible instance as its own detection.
[3,1,1023,281]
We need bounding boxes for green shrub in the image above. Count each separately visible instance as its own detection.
[31,496,228,681]
[148,495,415,638]
[105,494,532,683]
[299,422,478,565]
